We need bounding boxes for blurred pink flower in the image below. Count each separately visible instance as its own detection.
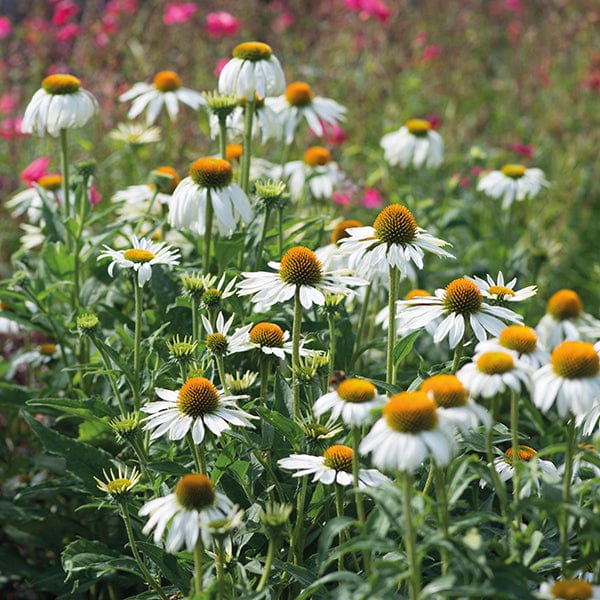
[53,0,79,26]
[0,92,19,114]
[362,188,383,209]
[310,121,348,146]
[425,113,442,129]
[273,11,294,33]
[332,191,352,206]
[163,2,197,25]
[56,23,81,42]
[0,16,12,38]
[585,70,600,92]
[21,157,51,186]
[345,0,391,23]
[414,32,427,47]
[206,11,240,37]
[504,0,522,14]
[90,186,102,206]
[470,166,484,177]
[423,45,442,61]
[510,143,534,158]
[214,58,230,78]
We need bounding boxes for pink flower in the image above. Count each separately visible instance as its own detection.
[423,45,442,61]
[163,2,197,25]
[345,0,391,23]
[53,0,79,26]
[90,186,102,206]
[21,157,51,186]
[214,58,230,78]
[425,113,442,129]
[205,11,240,37]
[413,32,427,47]
[332,192,352,206]
[504,0,522,14]
[361,188,383,209]
[273,11,294,33]
[0,16,12,39]
[510,143,534,158]
[0,92,19,114]
[56,23,81,42]
[309,121,348,146]
[470,166,484,177]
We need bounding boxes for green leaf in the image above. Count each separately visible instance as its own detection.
[273,370,293,417]
[255,406,303,444]
[0,382,34,407]
[22,412,115,494]
[393,330,420,364]
[137,542,191,590]
[42,242,75,277]
[26,396,116,425]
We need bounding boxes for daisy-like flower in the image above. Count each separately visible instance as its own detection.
[339,203,454,280]
[536,289,600,350]
[109,122,162,146]
[21,74,98,137]
[468,271,537,306]
[489,445,559,497]
[94,465,141,498]
[97,236,181,287]
[0,301,20,336]
[218,41,285,99]
[457,350,531,399]
[359,391,456,473]
[278,444,389,487]
[139,473,236,552]
[210,98,282,144]
[266,81,346,145]
[119,70,205,125]
[316,219,363,271]
[142,376,256,444]
[532,340,600,418]
[237,245,366,310]
[168,157,252,236]
[421,374,491,433]
[201,312,252,357]
[10,342,61,373]
[537,578,600,600]
[224,370,258,394]
[477,164,549,209]
[313,377,387,427]
[397,277,523,349]
[283,146,345,201]
[246,322,296,359]
[475,325,549,369]
[380,118,443,169]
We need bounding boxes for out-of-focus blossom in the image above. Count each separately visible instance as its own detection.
[0,16,12,39]
[90,186,102,206]
[56,23,81,42]
[510,143,534,158]
[273,11,294,33]
[0,118,25,139]
[423,45,442,61]
[0,93,19,114]
[345,0,391,23]
[21,157,51,186]
[163,2,197,25]
[206,12,240,37]
[504,0,523,14]
[332,192,352,206]
[362,188,383,209]
[53,0,79,26]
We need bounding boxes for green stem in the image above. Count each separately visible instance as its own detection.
[59,128,71,226]
[292,289,303,421]
[451,343,464,373]
[256,535,276,592]
[400,471,421,600]
[259,355,271,401]
[240,99,255,194]
[216,355,229,394]
[191,297,201,358]
[352,426,371,574]
[204,189,214,273]
[215,539,226,600]
[386,265,399,385]
[486,397,508,523]
[257,206,271,267]
[91,334,126,415]
[277,207,284,256]
[188,434,206,473]
[291,476,308,565]
[334,483,346,571]
[133,282,143,411]
[218,117,227,161]
[560,418,576,574]
[434,466,450,577]
[510,390,521,509]
[350,282,372,371]
[241,429,285,502]
[193,538,203,596]
[328,314,336,376]
[120,502,168,600]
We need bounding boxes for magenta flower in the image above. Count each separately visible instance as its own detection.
[0,118,25,139]
[361,188,383,209]
[0,16,12,39]
[205,12,240,37]
[0,92,19,114]
[52,0,79,26]
[56,23,80,42]
[163,2,197,25]
[510,143,534,159]
[332,192,352,206]
[344,0,391,23]
[423,44,442,61]
[21,157,51,186]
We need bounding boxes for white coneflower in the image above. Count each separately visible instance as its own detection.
[380,118,443,169]
[533,341,600,418]
[94,465,141,498]
[237,245,366,309]
[537,578,600,600]
[477,164,548,209]
[21,74,98,137]
[142,376,256,444]
[278,444,389,487]
[218,41,285,99]
[266,81,346,144]
[468,271,537,305]
[246,322,297,360]
[339,203,453,280]
[360,391,456,473]
[201,312,252,357]
[97,236,181,287]
[119,70,205,125]
[397,277,523,349]
[139,473,236,552]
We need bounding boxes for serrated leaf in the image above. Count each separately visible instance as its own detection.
[255,406,303,444]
